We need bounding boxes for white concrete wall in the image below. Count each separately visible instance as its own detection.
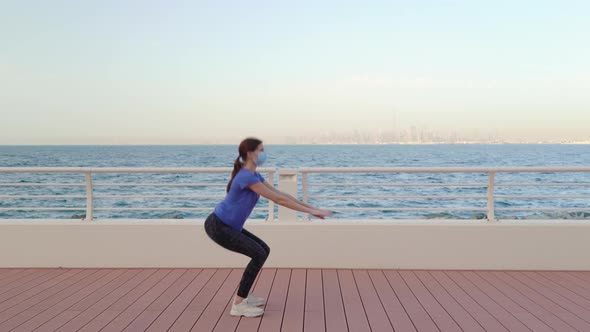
[1,219,589,270]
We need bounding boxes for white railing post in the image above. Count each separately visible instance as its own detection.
[278,169,298,221]
[302,172,308,204]
[85,172,94,221]
[487,171,496,221]
[266,170,275,221]
[301,171,310,221]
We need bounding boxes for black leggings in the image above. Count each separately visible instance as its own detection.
[204,213,270,298]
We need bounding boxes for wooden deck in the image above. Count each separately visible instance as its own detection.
[1,268,590,331]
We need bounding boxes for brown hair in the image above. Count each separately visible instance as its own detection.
[226,137,263,192]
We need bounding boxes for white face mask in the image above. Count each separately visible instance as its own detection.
[256,151,267,166]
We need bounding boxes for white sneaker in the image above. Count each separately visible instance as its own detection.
[230,299,264,317]
[247,293,266,306]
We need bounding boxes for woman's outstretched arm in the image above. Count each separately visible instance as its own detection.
[249,182,332,219]
[262,181,316,210]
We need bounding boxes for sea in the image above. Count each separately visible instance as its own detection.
[1,144,589,220]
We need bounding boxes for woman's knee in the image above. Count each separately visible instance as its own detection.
[257,247,269,263]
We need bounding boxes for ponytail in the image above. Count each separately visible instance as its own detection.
[226,157,242,192]
[226,137,262,192]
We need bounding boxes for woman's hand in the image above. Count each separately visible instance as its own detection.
[310,208,333,219]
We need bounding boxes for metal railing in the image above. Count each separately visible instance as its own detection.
[0,167,275,221]
[300,167,590,221]
[2,167,590,221]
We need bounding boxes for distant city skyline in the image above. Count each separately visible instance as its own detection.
[3,123,590,145]
[1,1,589,145]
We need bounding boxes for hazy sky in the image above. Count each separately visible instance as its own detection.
[1,0,589,144]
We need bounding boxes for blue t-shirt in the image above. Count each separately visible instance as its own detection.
[214,168,265,231]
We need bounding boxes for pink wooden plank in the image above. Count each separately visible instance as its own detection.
[0,269,37,284]
[56,269,143,312]
[304,311,325,332]
[552,271,590,294]
[338,269,370,332]
[190,269,244,332]
[353,270,394,332]
[258,268,291,332]
[537,271,590,302]
[0,268,33,278]
[7,268,590,332]
[0,269,24,279]
[399,270,461,332]
[553,272,590,291]
[7,269,119,332]
[492,271,590,331]
[121,269,202,332]
[322,269,348,332]
[166,268,233,331]
[0,269,59,302]
[368,270,416,332]
[282,269,306,332]
[428,271,508,332]
[518,272,590,310]
[0,269,96,326]
[54,269,158,332]
[304,269,326,332]
[233,268,277,332]
[144,269,216,332]
[23,271,105,302]
[100,269,187,332]
[414,271,485,332]
[77,269,173,332]
[0,269,72,304]
[383,270,438,332]
[570,272,590,283]
[143,269,203,312]
[445,271,533,332]
[34,269,142,332]
[470,271,573,332]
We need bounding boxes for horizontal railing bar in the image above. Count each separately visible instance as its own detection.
[4,182,588,188]
[3,167,588,174]
[496,183,590,187]
[93,183,227,187]
[95,207,268,211]
[308,182,590,187]
[94,195,225,199]
[495,208,590,211]
[0,183,86,187]
[309,183,487,187]
[308,195,487,199]
[0,167,274,173]
[329,207,485,211]
[300,167,590,173]
[0,195,85,199]
[0,207,85,211]
[0,207,268,211]
[1,195,264,199]
[495,195,590,199]
[0,183,228,187]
